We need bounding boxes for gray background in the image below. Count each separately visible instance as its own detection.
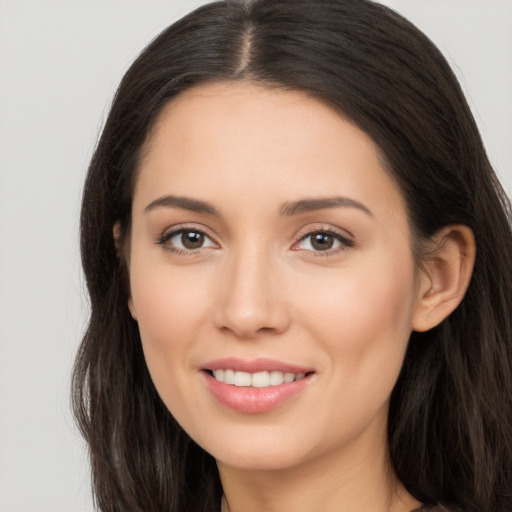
[1,1,511,510]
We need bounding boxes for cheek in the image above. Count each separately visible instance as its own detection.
[301,251,415,334]
[344,271,415,342]
[131,292,206,427]
[130,255,211,341]
[297,252,417,393]
[128,258,214,405]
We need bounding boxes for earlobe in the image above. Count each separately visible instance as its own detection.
[113,222,122,259]
[113,222,137,320]
[128,297,138,321]
[412,225,476,332]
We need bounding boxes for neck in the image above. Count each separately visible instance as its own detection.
[217,424,419,512]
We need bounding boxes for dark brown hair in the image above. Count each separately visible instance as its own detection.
[73,1,512,511]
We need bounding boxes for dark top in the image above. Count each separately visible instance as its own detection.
[411,506,450,512]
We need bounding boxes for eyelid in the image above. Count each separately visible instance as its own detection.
[156,223,220,253]
[155,222,354,256]
[291,225,355,254]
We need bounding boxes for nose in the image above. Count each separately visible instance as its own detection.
[213,248,291,339]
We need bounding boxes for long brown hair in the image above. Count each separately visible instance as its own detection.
[73,1,512,510]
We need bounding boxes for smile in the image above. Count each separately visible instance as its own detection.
[201,359,315,413]
[211,369,307,387]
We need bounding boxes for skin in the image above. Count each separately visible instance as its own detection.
[124,82,475,512]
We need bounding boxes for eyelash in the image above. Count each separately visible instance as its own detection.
[156,226,355,256]
[294,228,355,257]
[157,226,217,255]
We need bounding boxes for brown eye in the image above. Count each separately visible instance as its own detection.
[181,230,204,249]
[296,230,353,253]
[160,228,216,253]
[311,233,334,251]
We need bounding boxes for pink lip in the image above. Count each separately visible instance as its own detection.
[201,357,312,374]
[200,358,315,414]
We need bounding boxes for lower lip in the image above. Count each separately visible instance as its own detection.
[203,372,313,414]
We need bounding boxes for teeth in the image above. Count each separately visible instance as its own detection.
[269,371,284,386]
[283,372,295,383]
[224,369,235,385]
[234,371,252,387]
[211,370,307,387]
[252,371,270,388]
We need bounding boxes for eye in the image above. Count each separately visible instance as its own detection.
[159,228,217,253]
[295,230,354,253]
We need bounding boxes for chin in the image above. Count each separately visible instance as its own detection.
[195,423,334,473]
[215,447,309,472]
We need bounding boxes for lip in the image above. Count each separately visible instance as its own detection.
[201,357,312,374]
[200,358,315,414]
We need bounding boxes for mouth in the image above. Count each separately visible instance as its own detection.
[200,358,315,413]
[205,369,311,388]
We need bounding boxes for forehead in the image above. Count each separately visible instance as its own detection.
[134,81,406,224]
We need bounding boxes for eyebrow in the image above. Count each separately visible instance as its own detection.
[280,196,373,217]
[144,194,373,218]
[144,195,220,216]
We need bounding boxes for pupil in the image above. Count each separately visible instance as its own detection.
[312,233,333,251]
[182,231,204,249]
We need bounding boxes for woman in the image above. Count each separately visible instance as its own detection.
[72,0,512,511]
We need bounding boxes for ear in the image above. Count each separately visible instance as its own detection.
[127,297,138,321]
[113,222,123,259]
[412,225,475,332]
[113,222,138,321]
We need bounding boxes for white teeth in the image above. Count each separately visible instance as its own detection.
[283,372,295,383]
[211,369,308,387]
[252,371,270,388]
[234,371,252,387]
[269,371,284,386]
[224,369,235,385]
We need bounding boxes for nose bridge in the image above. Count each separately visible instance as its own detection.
[215,239,289,338]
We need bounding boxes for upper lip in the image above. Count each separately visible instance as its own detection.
[201,357,313,374]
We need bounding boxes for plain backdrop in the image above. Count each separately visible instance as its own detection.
[0,1,511,511]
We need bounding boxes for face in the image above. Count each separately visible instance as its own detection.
[127,82,424,472]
